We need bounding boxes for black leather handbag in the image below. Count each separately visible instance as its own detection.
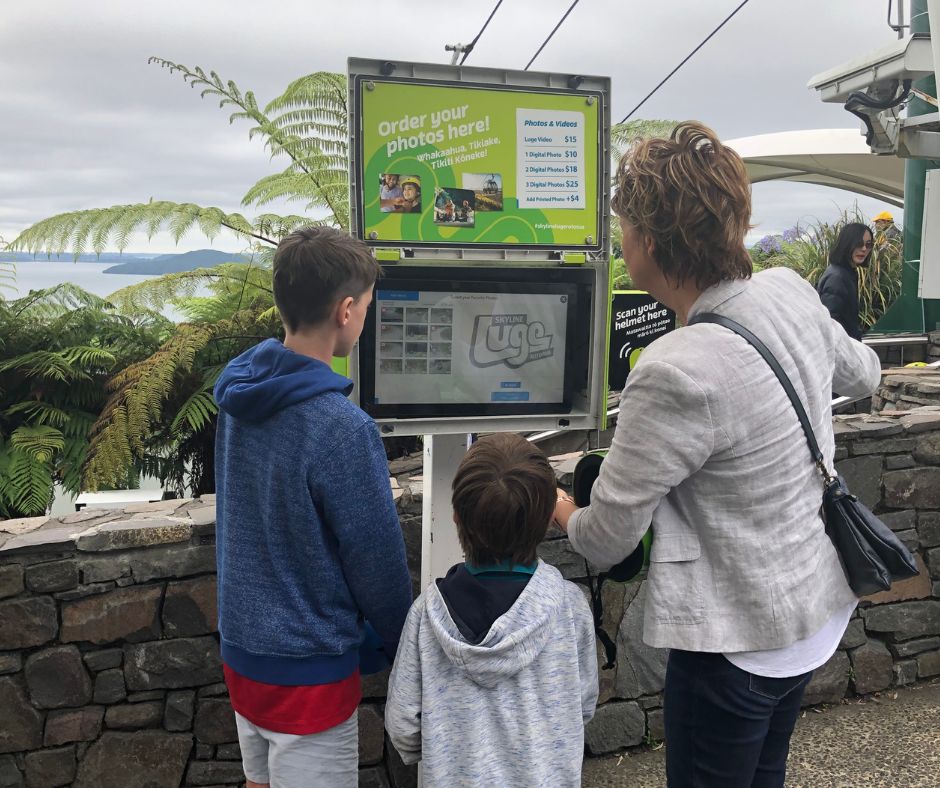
[690,312,919,597]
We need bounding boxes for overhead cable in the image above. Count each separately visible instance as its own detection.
[620,0,752,123]
[459,0,505,65]
[524,0,581,71]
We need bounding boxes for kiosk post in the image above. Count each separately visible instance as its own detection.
[420,433,470,591]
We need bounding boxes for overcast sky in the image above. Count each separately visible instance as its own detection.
[0,0,903,254]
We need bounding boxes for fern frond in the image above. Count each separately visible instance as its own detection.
[3,401,70,427]
[170,389,218,434]
[0,351,89,382]
[11,425,65,463]
[0,449,54,515]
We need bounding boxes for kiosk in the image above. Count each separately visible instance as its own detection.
[347,58,612,585]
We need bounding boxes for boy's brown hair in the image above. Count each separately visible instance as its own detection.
[273,226,381,332]
[451,433,556,566]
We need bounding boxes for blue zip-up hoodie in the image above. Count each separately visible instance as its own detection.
[213,338,412,685]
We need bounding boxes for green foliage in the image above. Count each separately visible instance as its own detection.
[750,207,903,330]
[0,285,170,517]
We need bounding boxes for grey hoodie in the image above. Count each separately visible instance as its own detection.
[385,560,599,787]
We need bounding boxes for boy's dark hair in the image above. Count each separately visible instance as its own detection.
[273,226,381,332]
[451,433,556,566]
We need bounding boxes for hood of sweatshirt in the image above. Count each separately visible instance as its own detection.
[425,560,565,688]
[214,338,353,422]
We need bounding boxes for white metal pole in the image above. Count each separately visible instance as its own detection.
[420,433,470,591]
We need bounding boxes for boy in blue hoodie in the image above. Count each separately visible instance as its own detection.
[213,226,412,788]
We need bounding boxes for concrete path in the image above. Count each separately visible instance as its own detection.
[582,681,940,787]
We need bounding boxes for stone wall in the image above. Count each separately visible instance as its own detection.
[873,367,940,412]
[1,409,939,784]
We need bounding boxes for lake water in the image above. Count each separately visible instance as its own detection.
[5,261,156,300]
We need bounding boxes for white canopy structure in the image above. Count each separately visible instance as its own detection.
[725,129,905,207]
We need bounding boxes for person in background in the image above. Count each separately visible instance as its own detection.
[214,226,412,788]
[816,222,874,341]
[385,433,598,787]
[380,173,403,212]
[552,122,881,788]
[872,210,901,245]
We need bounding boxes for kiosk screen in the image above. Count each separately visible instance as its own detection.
[359,268,587,418]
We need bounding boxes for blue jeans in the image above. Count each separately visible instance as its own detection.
[664,650,811,788]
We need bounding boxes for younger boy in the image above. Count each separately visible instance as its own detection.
[385,433,598,787]
[214,226,412,788]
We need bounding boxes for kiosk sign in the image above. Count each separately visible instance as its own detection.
[608,291,676,391]
[354,78,602,250]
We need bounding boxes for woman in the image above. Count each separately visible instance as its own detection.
[816,222,874,340]
[552,123,881,787]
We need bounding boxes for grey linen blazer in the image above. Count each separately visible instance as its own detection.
[568,268,881,653]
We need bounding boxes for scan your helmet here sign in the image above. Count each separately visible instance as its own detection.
[608,292,676,391]
[355,79,601,249]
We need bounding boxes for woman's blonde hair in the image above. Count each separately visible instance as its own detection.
[612,121,753,290]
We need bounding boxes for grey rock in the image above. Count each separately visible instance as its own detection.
[125,690,164,702]
[888,636,940,658]
[359,704,385,767]
[24,560,78,593]
[186,505,216,529]
[76,518,192,552]
[894,659,918,686]
[43,707,104,746]
[896,529,920,552]
[124,636,222,690]
[852,419,903,438]
[849,640,893,694]
[916,649,940,678]
[194,698,237,745]
[614,582,668,700]
[537,538,595,580]
[359,767,392,788]
[646,708,665,742]
[79,555,131,584]
[197,683,228,698]
[584,701,646,754]
[184,761,245,785]
[0,653,21,675]
[927,547,940,579]
[162,575,217,637]
[879,510,916,533]
[0,565,23,599]
[802,650,850,706]
[0,527,77,554]
[61,584,162,645]
[23,745,75,788]
[913,432,940,465]
[839,618,867,649]
[53,582,114,602]
[131,544,216,583]
[82,648,122,673]
[883,467,940,508]
[24,645,92,709]
[74,731,191,788]
[0,755,22,788]
[920,511,940,548]
[0,677,43,753]
[92,669,126,704]
[850,437,916,456]
[164,690,195,732]
[885,454,916,470]
[863,601,940,640]
[215,743,241,760]
[0,597,57,650]
[195,744,214,759]
[834,455,883,509]
[104,701,163,730]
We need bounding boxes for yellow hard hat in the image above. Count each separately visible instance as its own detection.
[905,361,927,367]
[873,211,894,222]
[400,176,420,189]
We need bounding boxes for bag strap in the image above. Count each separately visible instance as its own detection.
[689,312,834,483]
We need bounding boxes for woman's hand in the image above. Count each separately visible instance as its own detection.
[552,488,579,533]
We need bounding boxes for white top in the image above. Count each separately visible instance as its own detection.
[724,600,856,678]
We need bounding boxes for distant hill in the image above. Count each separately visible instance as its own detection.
[102,250,248,275]
[0,252,159,264]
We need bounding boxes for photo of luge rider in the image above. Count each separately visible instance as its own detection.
[380,174,421,213]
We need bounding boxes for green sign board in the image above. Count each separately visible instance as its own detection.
[354,79,602,250]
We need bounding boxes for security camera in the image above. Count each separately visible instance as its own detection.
[808,33,933,103]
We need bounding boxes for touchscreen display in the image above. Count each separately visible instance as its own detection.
[373,288,570,407]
